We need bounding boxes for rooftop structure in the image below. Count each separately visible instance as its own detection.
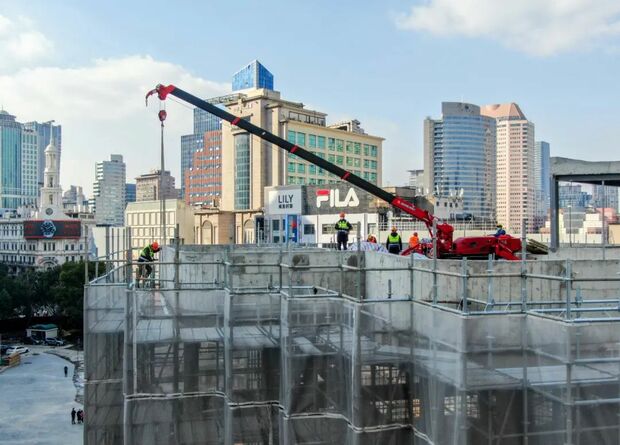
[85,236,620,444]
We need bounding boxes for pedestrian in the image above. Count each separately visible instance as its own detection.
[367,234,377,243]
[409,232,420,249]
[386,226,402,255]
[71,408,76,424]
[64,365,68,377]
[77,409,83,424]
[334,212,352,251]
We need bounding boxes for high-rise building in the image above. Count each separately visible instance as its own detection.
[534,141,551,228]
[221,88,383,213]
[0,109,24,209]
[423,103,496,220]
[63,185,89,212]
[92,155,126,226]
[407,169,425,194]
[125,183,136,204]
[480,103,535,233]
[21,127,39,207]
[181,110,222,206]
[232,60,274,92]
[135,169,177,201]
[592,185,619,212]
[23,121,62,188]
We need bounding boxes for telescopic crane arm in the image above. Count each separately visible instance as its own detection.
[146,84,455,254]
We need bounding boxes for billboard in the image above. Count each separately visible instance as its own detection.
[24,220,82,239]
[304,184,376,215]
[265,186,302,215]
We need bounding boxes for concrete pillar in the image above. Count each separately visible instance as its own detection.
[550,176,560,251]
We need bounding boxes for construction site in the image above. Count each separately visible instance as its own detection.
[84,235,620,445]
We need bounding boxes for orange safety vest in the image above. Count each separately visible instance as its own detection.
[409,235,420,248]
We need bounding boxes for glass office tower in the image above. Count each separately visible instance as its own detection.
[232,60,274,91]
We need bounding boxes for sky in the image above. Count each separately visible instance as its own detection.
[1,0,619,196]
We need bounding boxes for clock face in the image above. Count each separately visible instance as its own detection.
[45,208,53,216]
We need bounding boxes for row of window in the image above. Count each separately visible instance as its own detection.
[287,131,378,157]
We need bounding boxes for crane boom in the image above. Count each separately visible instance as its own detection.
[146,83,521,259]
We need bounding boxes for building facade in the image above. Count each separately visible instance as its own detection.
[0,110,24,209]
[481,103,535,233]
[424,103,496,221]
[232,60,274,92]
[221,88,383,215]
[0,136,91,274]
[534,141,551,228]
[23,121,61,188]
[125,199,194,252]
[135,169,177,202]
[92,155,126,226]
[125,183,136,204]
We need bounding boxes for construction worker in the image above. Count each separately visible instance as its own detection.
[334,212,353,250]
[137,241,161,286]
[409,232,420,249]
[494,224,506,237]
[367,234,377,243]
[386,227,402,255]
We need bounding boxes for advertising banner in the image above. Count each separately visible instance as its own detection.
[265,186,302,215]
[24,220,82,239]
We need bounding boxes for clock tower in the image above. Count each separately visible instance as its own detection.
[36,134,67,220]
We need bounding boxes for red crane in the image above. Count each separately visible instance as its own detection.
[146,84,522,260]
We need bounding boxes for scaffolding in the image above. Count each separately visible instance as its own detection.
[84,237,620,444]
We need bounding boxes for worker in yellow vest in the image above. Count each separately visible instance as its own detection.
[386,226,402,254]
[334,212,353,250]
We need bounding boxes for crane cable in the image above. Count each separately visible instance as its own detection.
[158,104,167,247]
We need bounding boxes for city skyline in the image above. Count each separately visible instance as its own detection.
[1,1,618,196]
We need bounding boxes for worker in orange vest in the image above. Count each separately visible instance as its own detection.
[409,232,420,249]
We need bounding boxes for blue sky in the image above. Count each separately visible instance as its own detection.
[1,0,619,193]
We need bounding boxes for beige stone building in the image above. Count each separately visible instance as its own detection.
[135,169,178,202]
[220,88,383,212]
[125,199,194,252]
[481,103,535,233]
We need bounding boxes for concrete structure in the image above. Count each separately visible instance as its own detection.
[135,169,177,202]
[125,199,194,252]
[221,88,383,215]
[92,155,126,226]
[424,103,496,221]
[550,157,620,250]
[84,240,620,444]
[481,103,535,233]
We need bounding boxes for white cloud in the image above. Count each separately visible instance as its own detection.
[395,0,620,56]
[0,14,54,69]
[0,55,230,195]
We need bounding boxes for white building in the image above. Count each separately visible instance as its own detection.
[92,154,126,226]
[0,136,93,273]
[125,199,194,255]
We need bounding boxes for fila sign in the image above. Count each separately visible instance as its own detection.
[316,188,360,208]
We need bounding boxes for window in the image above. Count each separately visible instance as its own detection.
[364,144,370,156]
[322,224,336,234]
[353,158,361,167]
[288,162,295,172]
[370,145,378,157]
[364,159,370,169]
[318,136,325,149]
[309,134,316,148]
[346,157,353,167]
[328,138,335,151]
[336,139,344,152]
[346,141,353,153]
[303,224,315,235]
[297,163,306,173]
[328,154,335,163]
[336,156,344,165]
[309,165,316,174]
[296,132,306,146]
[354,142,361,154]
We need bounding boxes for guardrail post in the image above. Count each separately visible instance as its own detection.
[461,257,469,314]
[486,254,494,310]
[409,252,415,301]
[565,259,572,320]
